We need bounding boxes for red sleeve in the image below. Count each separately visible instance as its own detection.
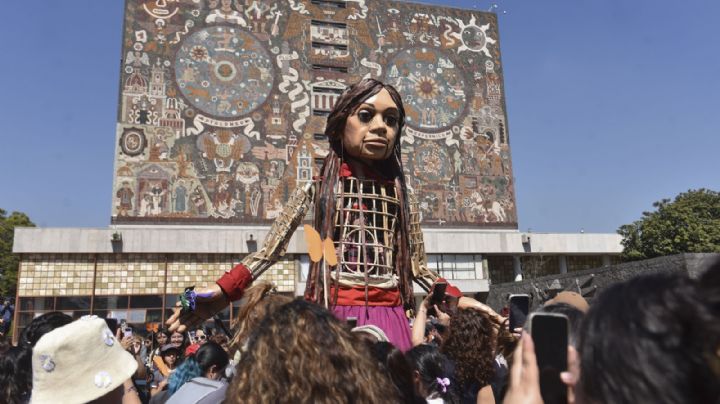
[216,264,253,301]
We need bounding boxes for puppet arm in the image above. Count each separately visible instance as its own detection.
[242,181,315,279]
[218,181,315,300]
[167,182,314,332]
[408,191,439,292]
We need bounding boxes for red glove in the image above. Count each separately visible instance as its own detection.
[217,264,253,301]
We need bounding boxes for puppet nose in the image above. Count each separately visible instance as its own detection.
[369,115,387,135]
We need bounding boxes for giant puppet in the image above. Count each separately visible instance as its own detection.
[169,79,440,350]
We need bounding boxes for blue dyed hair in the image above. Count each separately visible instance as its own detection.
[167,342,229,396]
[167,357,202,395]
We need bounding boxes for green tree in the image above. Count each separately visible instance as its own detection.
[0,209,35,297]
[618,189,720,260]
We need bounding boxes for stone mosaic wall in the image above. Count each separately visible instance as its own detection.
[18,254,95,296]
[96,254,166,295]
[17,253,297,297]
[112,0,517,228]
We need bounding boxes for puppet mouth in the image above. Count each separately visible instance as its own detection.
[364,139,388,147]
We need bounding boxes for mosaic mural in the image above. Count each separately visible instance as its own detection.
[112,0,517,227]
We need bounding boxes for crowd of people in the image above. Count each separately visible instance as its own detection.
[0,262,717,404]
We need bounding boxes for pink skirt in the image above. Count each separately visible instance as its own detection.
[333,305,412,351]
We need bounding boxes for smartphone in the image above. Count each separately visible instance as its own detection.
[346,317,358,328]
[508,294,530,331]
[188,330,197,344]
[123,327,133,338]
[529,312,568,404]
[430,282,447,307]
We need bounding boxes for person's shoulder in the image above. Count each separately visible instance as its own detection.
[169,378,228,404]
[189,377,227,390]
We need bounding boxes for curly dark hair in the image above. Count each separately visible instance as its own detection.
[0,345,32,404]
[441,308,497,391]
[228,299,400,403]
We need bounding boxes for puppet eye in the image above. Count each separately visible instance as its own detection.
[384,115,398,127]
[357,110,373,123]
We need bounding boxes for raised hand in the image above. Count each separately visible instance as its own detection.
[165,284,229,333]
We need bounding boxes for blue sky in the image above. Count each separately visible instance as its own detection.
[1,0,718,232]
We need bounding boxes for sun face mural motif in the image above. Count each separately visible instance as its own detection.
[174,26,274,118]
[386,48,468,132]
[453,15,496,56]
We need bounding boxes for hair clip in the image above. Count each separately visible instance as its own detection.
[436,377,450,393]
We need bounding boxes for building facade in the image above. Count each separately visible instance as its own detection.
[12,0,623,339]
[112,0,517,228]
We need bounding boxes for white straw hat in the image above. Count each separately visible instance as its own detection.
[30,316,138,404]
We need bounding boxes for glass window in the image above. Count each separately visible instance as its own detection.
[56,296,91,311]
[428,254,478,280]
[165,294,179,308]
[20,297,54,311]
[71,311,91,320]
[18,312,36,328]
[146,309,163,324]
[130,295,163,308]
[567,256,604,272]
[93,296,129,310]
[487,256,515,284]
[127,309,147,323]
[521,256,560,279]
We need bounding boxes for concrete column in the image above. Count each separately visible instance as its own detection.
[559,255,568,274]
[474,254,484,279]
[602,255,612,267]
[512,256,523,281]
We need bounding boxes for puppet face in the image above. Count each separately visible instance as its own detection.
[343,88,400,163]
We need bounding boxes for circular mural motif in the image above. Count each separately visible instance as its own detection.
[175,26,274,118]
[412,143,452,183]
[386,48,467,131]
[120,127,147,156]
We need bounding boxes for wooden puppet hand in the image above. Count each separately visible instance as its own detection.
[166,284,229,333]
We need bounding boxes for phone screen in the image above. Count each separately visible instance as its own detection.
[530,313,568,404]
[508,294,530,330]
[430,283,447,306]
[124,327,133,338]
[347,317,358,328]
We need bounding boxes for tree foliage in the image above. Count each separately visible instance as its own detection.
[0,209,35,297]
[618,189,720,261]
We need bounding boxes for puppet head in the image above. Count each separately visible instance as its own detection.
[325,79,405,164]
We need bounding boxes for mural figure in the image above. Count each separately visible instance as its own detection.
[116,182,135,216]
[206,0,247,26]
[174,181,188,212]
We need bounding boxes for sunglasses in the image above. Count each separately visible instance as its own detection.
[197,335,207,341]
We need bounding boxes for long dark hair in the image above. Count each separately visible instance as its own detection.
[0,345,32,404]
[407,344,459,403]
[305,78,414,311]
[168,342,229,395]
[369,341,425,404]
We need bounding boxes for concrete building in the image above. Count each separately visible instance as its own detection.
[12,0,622,337]
[12,225,620,335]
